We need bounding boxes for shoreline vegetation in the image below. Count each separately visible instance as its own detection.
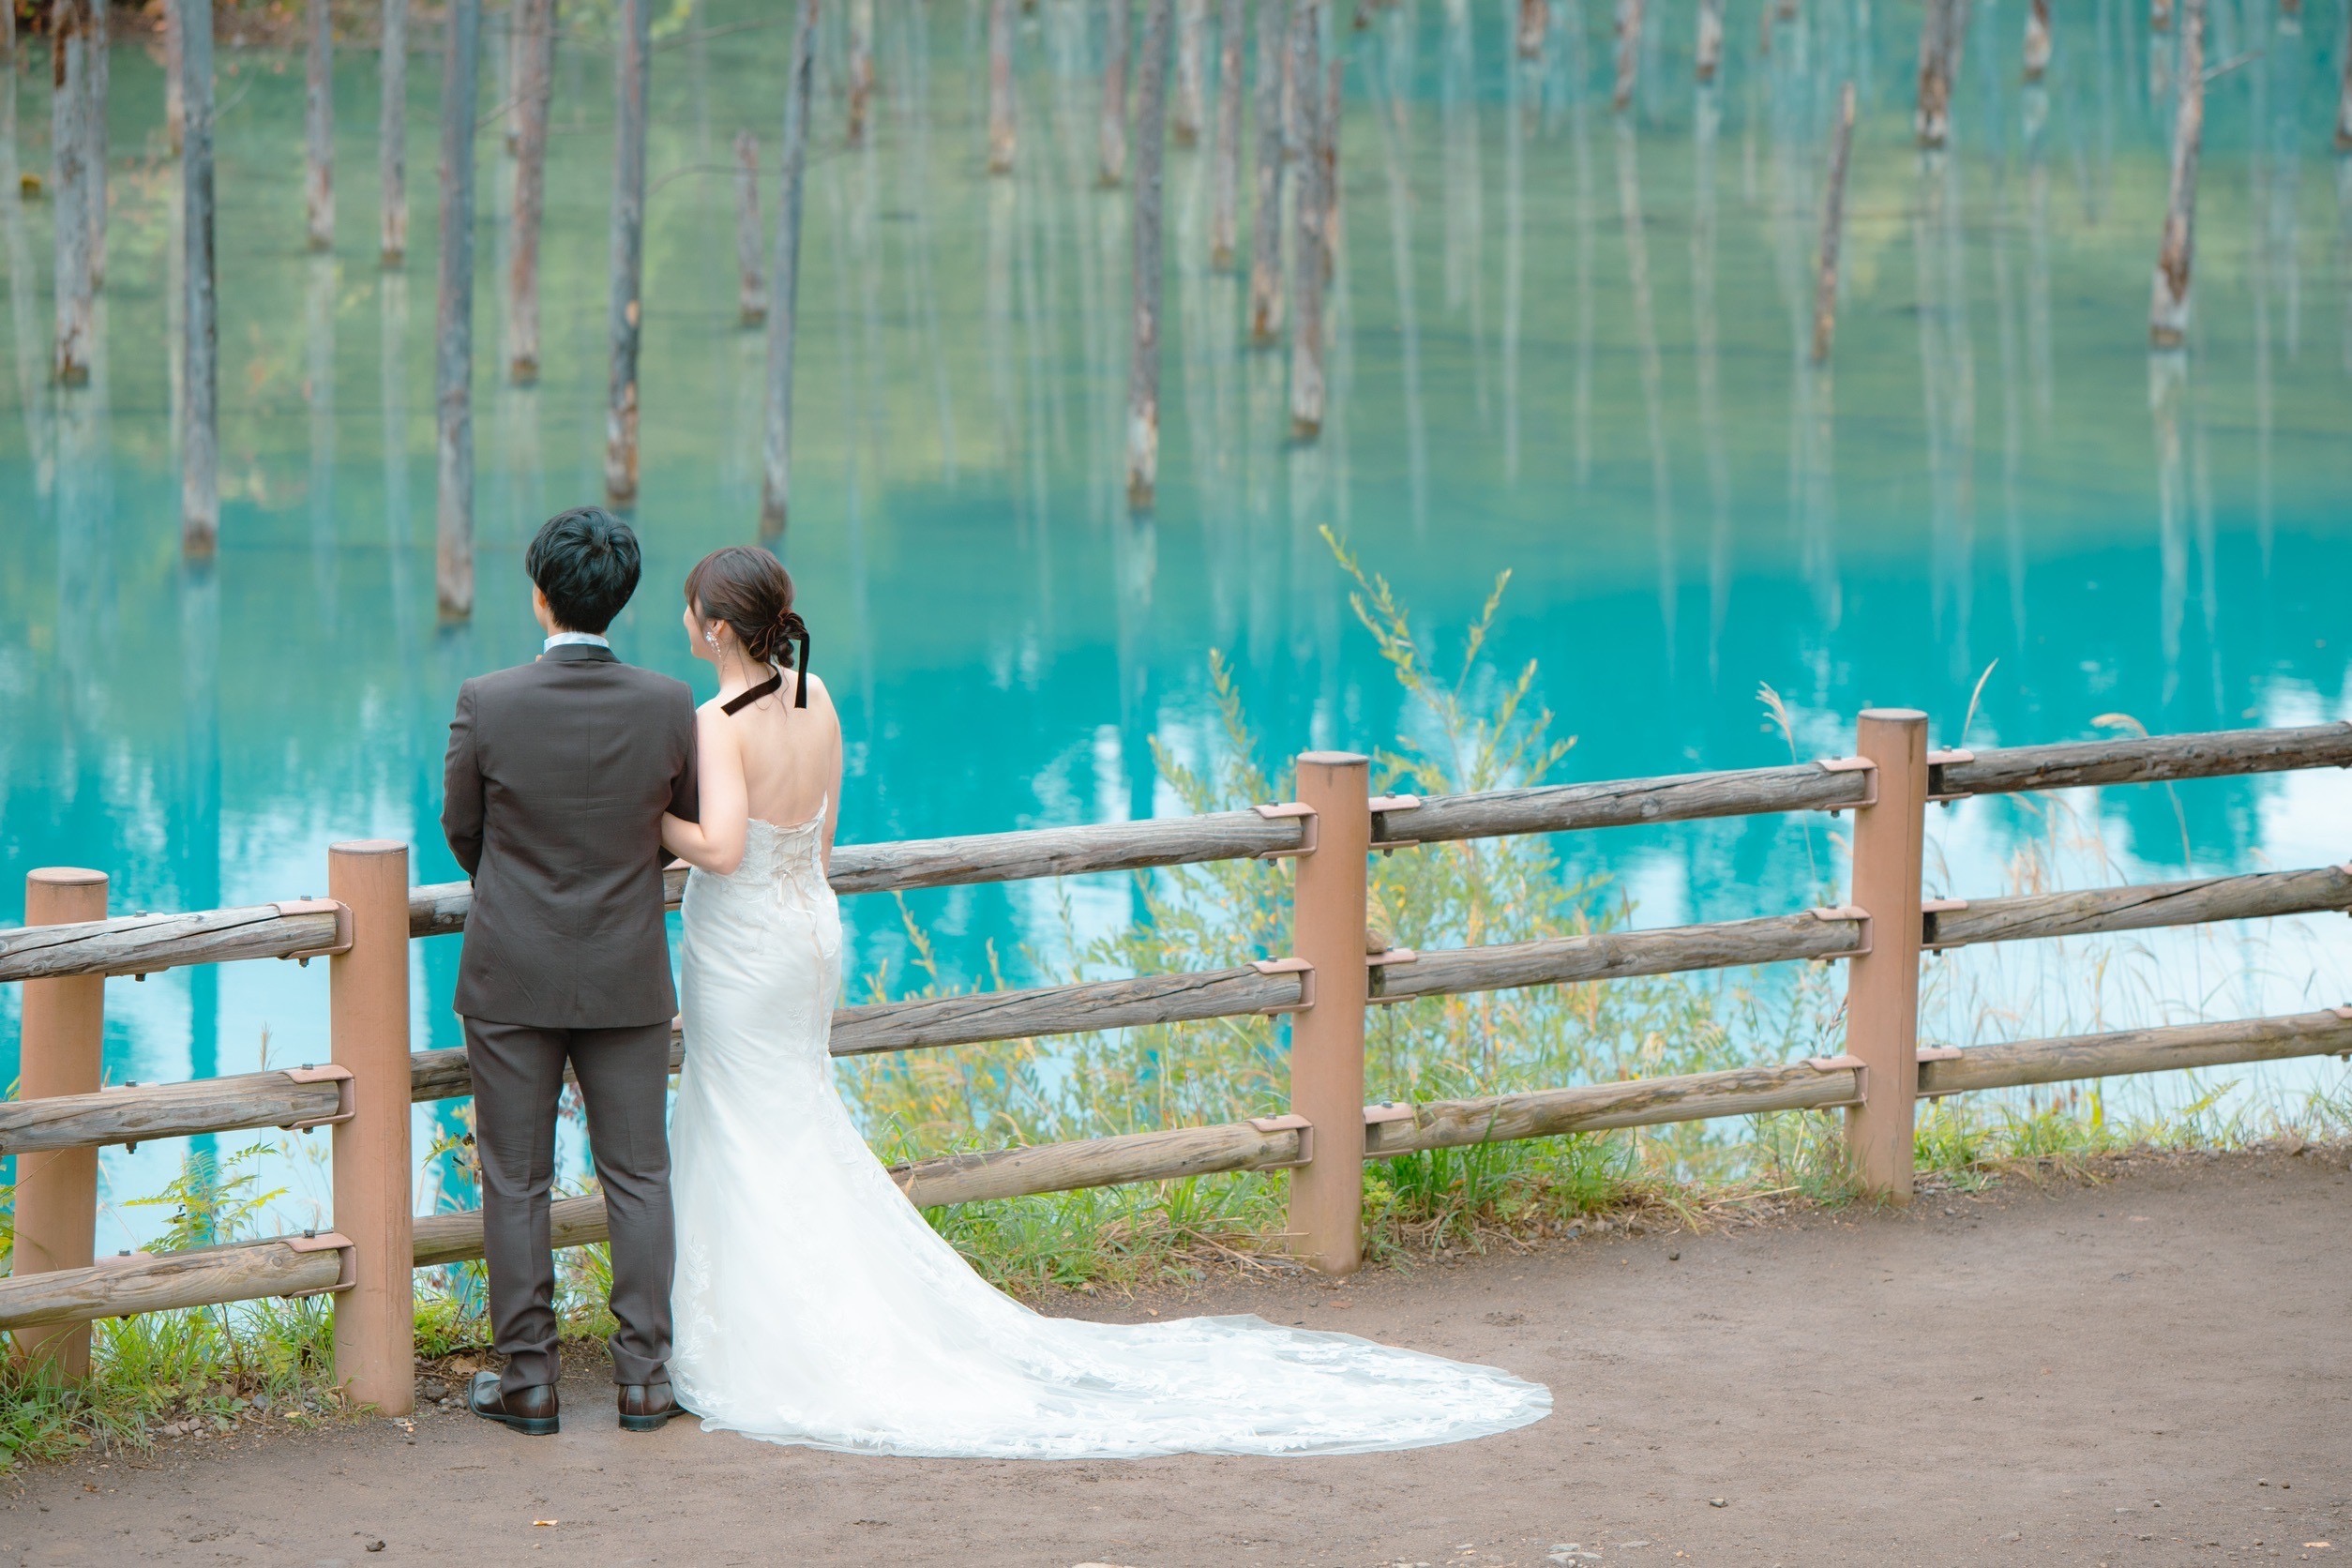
[6,549,2348,1465]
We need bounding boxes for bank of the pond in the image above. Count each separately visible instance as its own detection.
[8,1147,2345,1564]
[7,1123,2344,1474]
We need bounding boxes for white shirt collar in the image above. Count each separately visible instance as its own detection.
[543,631,611,651]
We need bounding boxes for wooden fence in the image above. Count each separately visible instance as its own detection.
[6,714,2352,1412]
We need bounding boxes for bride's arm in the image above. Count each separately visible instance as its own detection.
[813,678,845,873]
[662,707,749,876]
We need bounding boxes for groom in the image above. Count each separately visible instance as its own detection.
[441,507,698,1437]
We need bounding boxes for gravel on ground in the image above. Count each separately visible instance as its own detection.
[6,1148,2347,1566]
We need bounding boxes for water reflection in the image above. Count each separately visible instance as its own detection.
[2,68,47,499]
[1691,88,1734,678]
[6,1,2352,1233]
[1615,119,1676,660]
[306,253,338,626]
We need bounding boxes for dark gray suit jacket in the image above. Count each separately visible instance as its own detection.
[441,642,699,1029]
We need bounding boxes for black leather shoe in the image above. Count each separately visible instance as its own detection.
[617,1381,683,1432]
[469,1371,559,1436]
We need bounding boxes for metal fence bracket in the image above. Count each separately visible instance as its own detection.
[280,1063,357,1132]
[282,1230,357,1299]
[1249,957,1316,1014]
[1809,904,1874,957]
[272,899,354,966]
[1803,1052,1870,1106]
[1364,946,1417,1005]
[1246,1113,1316,1168]
[1921,897,1968,951]
[1926,748,1977,805]
[1251,802,1319,859]
[1368,793,1423,852]
[1815,756,1878,812]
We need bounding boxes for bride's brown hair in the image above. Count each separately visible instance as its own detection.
[685,547,811,707]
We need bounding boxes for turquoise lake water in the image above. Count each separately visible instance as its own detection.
[4,0,2350,1238]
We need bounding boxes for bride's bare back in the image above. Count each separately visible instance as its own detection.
[718,671,840,840]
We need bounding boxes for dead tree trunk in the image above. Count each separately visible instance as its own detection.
[50,0,92,384]
[181,0,218,552]
[305,0,333,249]
[988,0,1017,173]
[1811,81,1856,363]
[434,0,482,618]
[1288,0,1324,437]
[602,0,651,505]
[1127,0,1173,506]
[847,0,873,147]
[506,0,551,375]
[1696,0,1722,81]
[2148,0,2203,347]
[1613,0,1643,113]
[1917,0,1953,146]
[2336,34,2352,150]
[1173,0,1205,144]
[1100,0,1132,186]
[380,0,408,264]
[1247,0,1287,341]
[165,0,185,150]
[759,0,819,535]
[1518,0,1547,58]
[1209,0,1244,266]
[2023,0,2051,82]
[86,0,106,289]
[732,129,766,324]
[2151,0,2171,32]
[1319,49,1339,282]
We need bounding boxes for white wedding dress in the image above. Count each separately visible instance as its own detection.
[667,811,1552,1457]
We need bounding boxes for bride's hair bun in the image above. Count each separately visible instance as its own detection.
[685,547,803,670]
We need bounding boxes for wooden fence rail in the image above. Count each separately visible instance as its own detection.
[10,863,2352,1160]
[8,719,2352,1401]
[8,1004,2345,1334]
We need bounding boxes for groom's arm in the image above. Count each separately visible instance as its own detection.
[442,680,486,877]
[666,685,701,825]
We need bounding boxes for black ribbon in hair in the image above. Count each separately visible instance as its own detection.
[784,613,811,707]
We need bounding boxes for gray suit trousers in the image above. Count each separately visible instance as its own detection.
[463,1017,673,1394]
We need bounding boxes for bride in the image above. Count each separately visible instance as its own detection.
[656,547,1549,1458]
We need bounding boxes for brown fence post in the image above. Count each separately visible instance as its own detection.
[1842,710,1927,1201]
[1287,752,1370,1275]
[10,868,108,1378]
[329,841,414,1414]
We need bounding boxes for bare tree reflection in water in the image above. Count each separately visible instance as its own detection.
[306,252,339,627]
[2024,83,2055,426]
[54,305,111,717]
[1568,0,1596,488]
[1502,42,1530,480]
[1616,117,1678,665]
[890,0,959,480]
[1440,0,1488,414]
[822,156,878,722]
[2148,349,2188,714]
[1915,142,1977,685]
[1374,4,1429,536]
[1693,83,1734,683]
[2,66,50,496]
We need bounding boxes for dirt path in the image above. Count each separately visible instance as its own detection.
[7,1150,2347,1566]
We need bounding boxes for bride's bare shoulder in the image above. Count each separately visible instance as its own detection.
[793,672,840,721]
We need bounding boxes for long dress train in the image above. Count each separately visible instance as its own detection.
[668,813,1552,1458]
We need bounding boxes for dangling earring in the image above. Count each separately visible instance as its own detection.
[704,627,718,648]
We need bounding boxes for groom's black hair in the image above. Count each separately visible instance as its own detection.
[525,506,641,634]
